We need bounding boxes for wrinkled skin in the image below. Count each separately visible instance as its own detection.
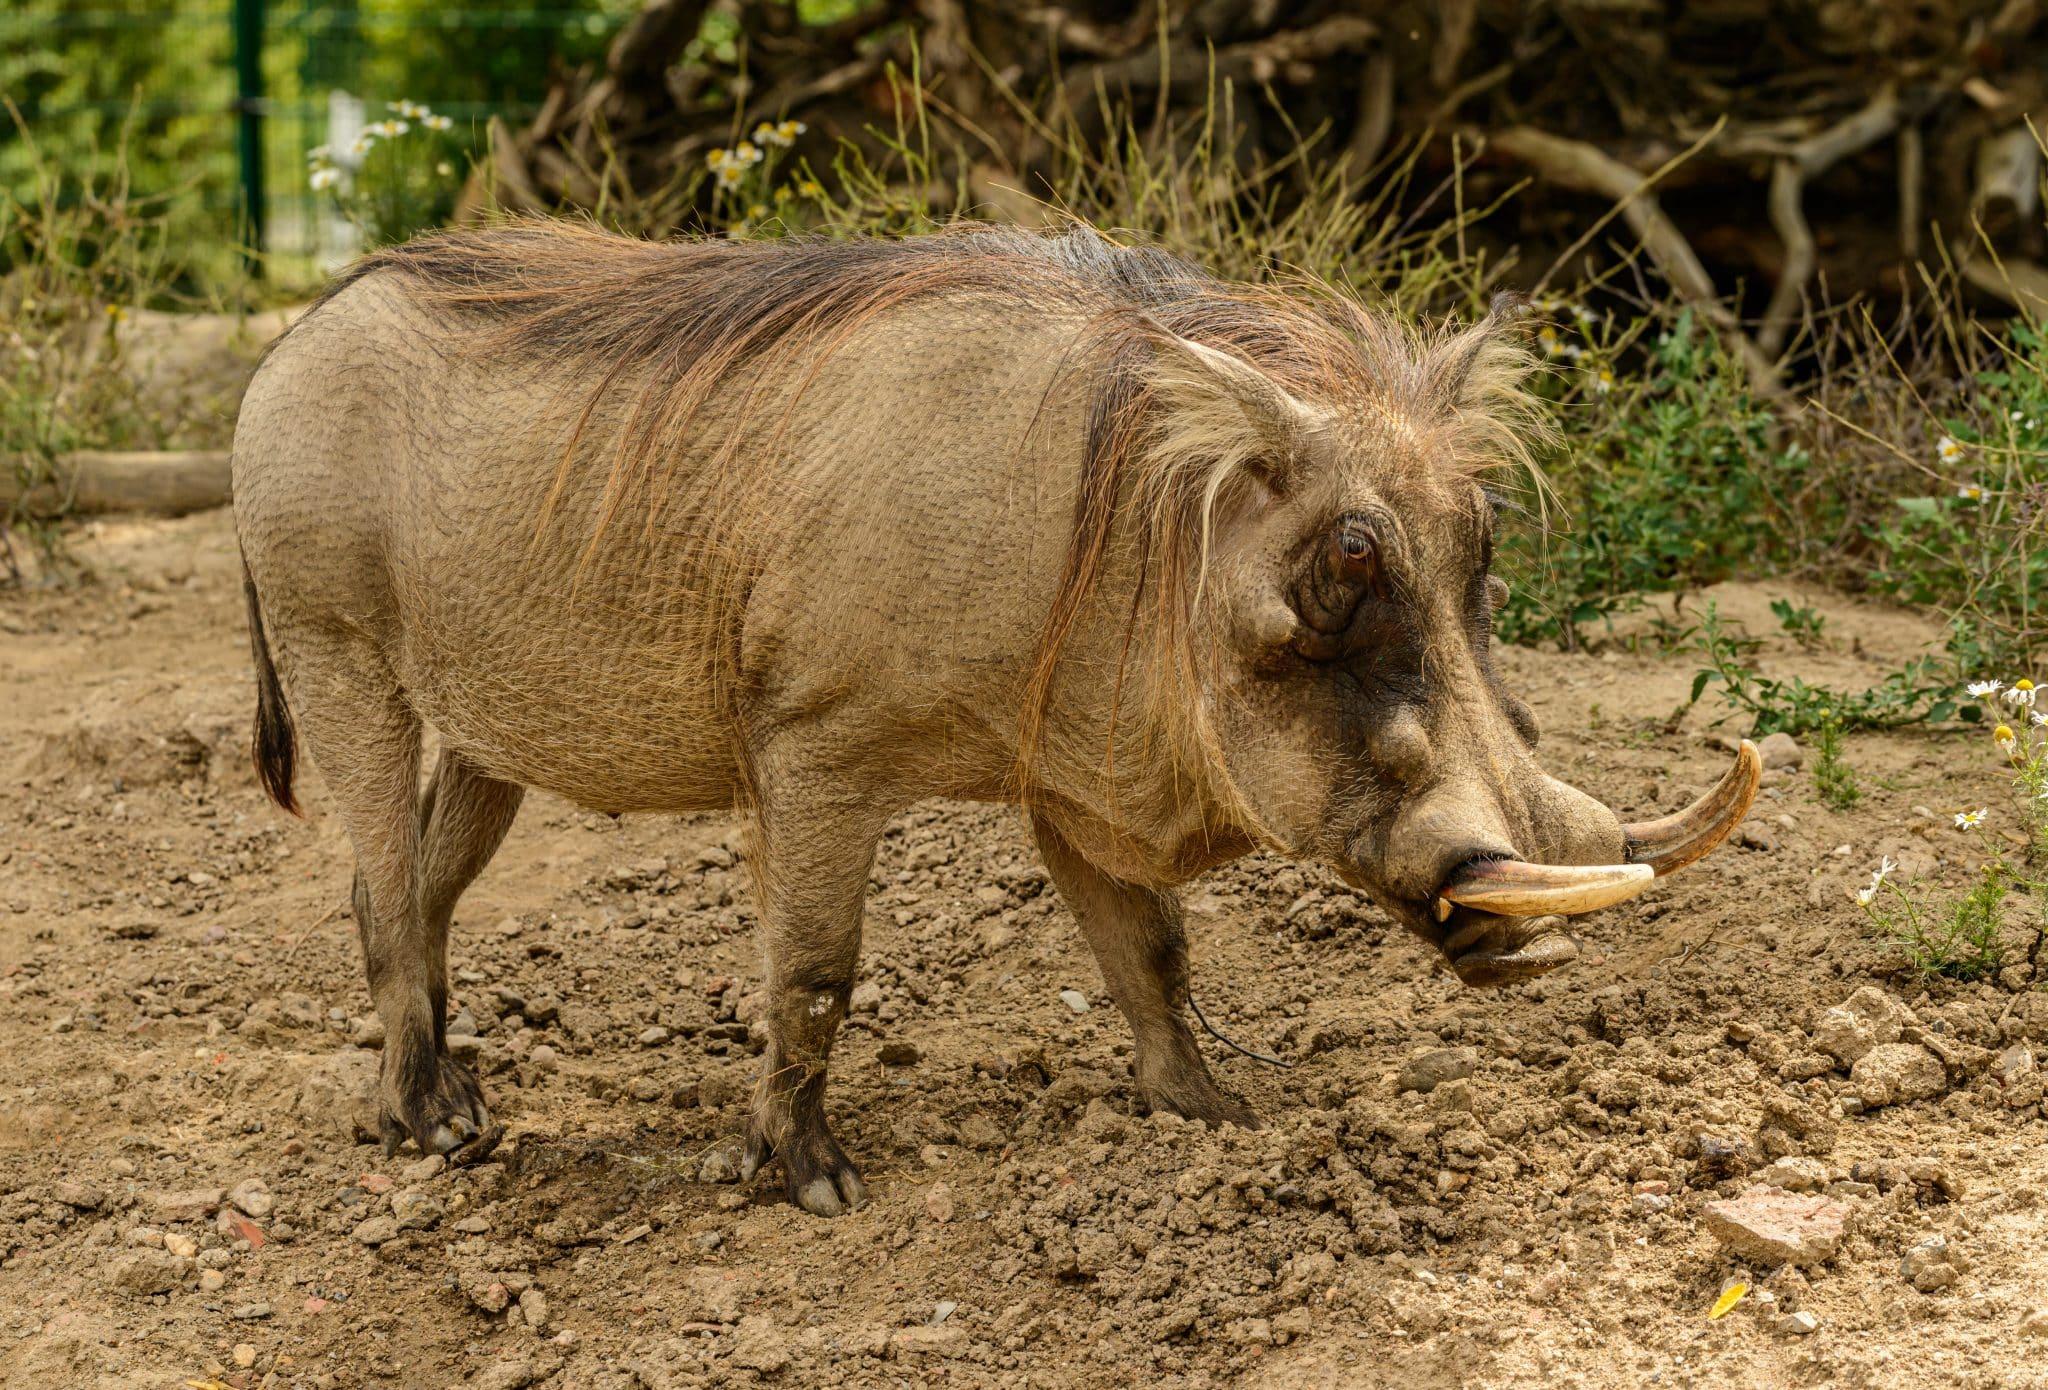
[1195,411,1626,971]
[235,226,1650,1217]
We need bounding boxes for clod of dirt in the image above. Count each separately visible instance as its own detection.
[1701,1187,1850,1266]
[1398,1046,1478,1093]
[1850,1042,1947,1107]
[1811,986,1914,1066]
[104,1249,187,1297]
[1754,1156,1829,1192]
[1902,1236,1966,1292]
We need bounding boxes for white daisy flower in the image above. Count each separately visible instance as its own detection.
[423,114,453,132]
[307,144,331,162]
[1856,856,1898,906]
[2004,684,2038,709]
[1967,679,2003,698]
[1957,484,1984,502]
[1954,808,1987,830]
[1937,434,1965,463]
[1590,367,1615,395]
[309,167,340,191]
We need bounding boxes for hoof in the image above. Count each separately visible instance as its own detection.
[381,1053,493,1159]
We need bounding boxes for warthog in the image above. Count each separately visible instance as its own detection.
[234,221,1756,1214]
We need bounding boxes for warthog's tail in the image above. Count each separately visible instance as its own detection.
[241,556,301,816]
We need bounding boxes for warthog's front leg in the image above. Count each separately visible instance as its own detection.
[1032,816,1258,1128]
[738,782,890,1216]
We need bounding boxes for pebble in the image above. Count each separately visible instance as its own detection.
[1782,1310,1820,1335]
[924,1182,956,1223]
[401,1153,446,1182]
[698,1141,742,1184]
[2020,1308,2048,1336]
[199,1269,228,1293]
[528,1044,559,1072]
[229,1178,274,1219]
[105,1249,184,1297]
[353,1215,400,1246]
[1757,731,1804,770]
[233,1344,258,1368]
[638,1025,671,1047]
[1058,989,1091,1016]
[1900,1235,1962,1292]
[53,1180,104,1210]
[143,1187,224,1224]
[878,1040,922,1066]
[1700,1187,1848,1266]
[1398,1046,1478,1094]
[392,1189,445,1231]
[232,1302,273,1321]
[164,1232,199,1259]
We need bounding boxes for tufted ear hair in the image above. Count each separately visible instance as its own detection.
[1143,328,1327,477]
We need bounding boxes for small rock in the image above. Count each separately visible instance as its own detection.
[401,1153,446,1182]
[228,1178,274,1219]
[878,1040,922,1066]
[924,1182,955,1223]
[392,1189,445,1231]
[198,1269,228,1293]
[2020,1308,2048,1336]
[527,1044,559,1072]
[164,1233,199,1259]
[1900,1235,1963,1292]
[1757,731,1804,770]
[142,1187,223,1224]
[1755,1156,1829,1192]
[232,1302,273,1321]
[698,1140,743,1184]
[352,1215,400,1246]
[1398,1046,1478,1094]
[233,1344,258,1369]
[106,1250,185,1297]
[351,1016,386,1049]
[470,1360,537,1390]
[730,1314,791,1374]
[518,1287,549,1330]
[638,1025,670,1047]
[1058,989,1091,1016]
[53,1180,104,1210]
[1849,1042,1946,1107]
[1700,1187,1849,1266]
[628,1075,664,1102]
[1781,1310,1820,1336]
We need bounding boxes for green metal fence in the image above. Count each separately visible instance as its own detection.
[5,1,624,278]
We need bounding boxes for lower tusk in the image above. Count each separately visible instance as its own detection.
[1623,740,1763,877]
[1437,859,1654,919]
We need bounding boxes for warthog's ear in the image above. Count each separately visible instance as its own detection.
[1144,329,1325,479]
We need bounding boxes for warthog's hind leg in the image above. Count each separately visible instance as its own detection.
[290,641,502,1161]
[1033,816,1259,1129]
[738,780,890,1217]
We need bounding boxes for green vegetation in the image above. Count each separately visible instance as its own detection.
[1811,711,1861,811]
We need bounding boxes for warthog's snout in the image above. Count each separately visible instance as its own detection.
[1375,741,1762,986]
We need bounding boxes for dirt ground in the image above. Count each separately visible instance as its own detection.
[4,507,2047,1390]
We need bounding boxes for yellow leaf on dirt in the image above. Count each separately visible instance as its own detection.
[1709,1281,1750,1320]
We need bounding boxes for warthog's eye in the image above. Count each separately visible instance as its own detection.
[1330,517,1378,584]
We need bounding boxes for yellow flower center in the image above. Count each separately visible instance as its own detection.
[2017,679,2036,691]
[1995,725,2016,741]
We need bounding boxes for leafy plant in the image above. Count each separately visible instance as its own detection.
[1861,857,2010,983]
[308,103,468,249]
[1771,597,1827,648]
[1683,604,1964,735]
[1811,709,1860,810]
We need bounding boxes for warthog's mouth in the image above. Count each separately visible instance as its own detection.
[1424,741,1763,987]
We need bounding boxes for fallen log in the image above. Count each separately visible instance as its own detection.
[4,450,233,519]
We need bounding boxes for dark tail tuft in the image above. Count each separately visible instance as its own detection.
[242,558,301,816]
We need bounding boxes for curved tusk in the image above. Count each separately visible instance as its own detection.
[1437,860,1654,920]
[1623,740,1763,877]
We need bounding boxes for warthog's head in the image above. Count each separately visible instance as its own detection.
[1129,298,1758,985]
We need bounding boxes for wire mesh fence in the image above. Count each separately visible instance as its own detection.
[6,1,624,280]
